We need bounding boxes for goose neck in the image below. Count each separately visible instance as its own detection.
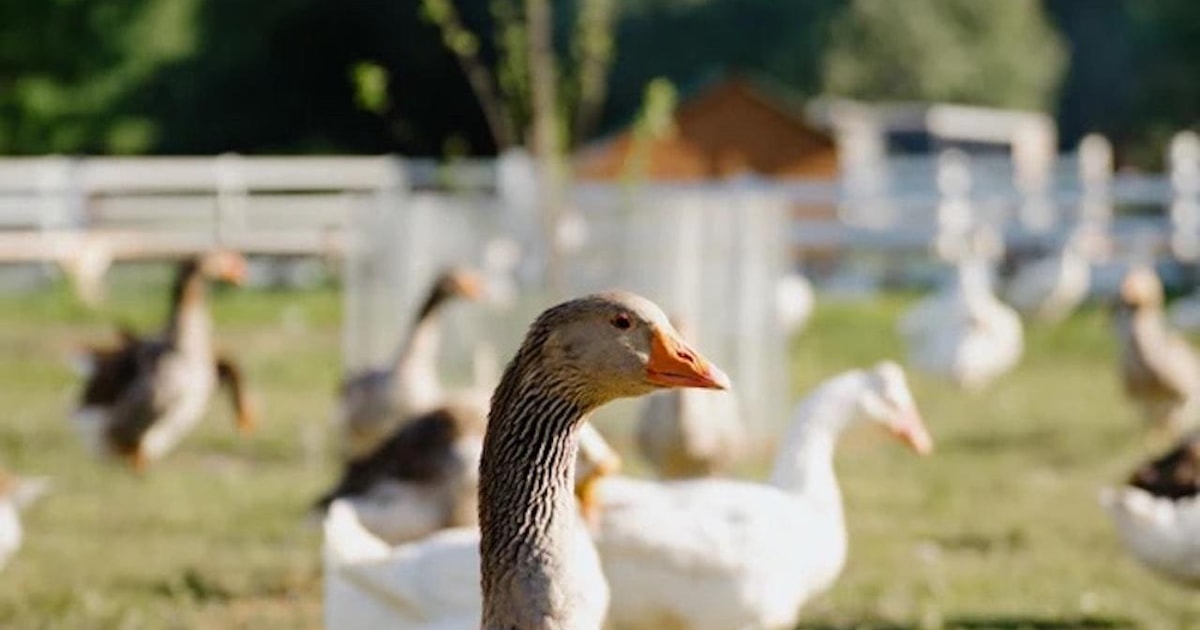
[769,380,861,507]
[165,264,212,355]
[478,364,592,628]
[390,289,448,376]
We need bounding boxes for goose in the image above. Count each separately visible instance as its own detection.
[592,361,930,630]
[900,257,1023,390]
[336,267,485,459]
[1112,266,1200,431]
[322,291,728,630]
[316,389,618,545]
[1100,431,1200,586]
[0,472,48,571]
[1004,227,1096,323]
[636,317,744,478]
[71,251,252,470]
[322,424,623,629]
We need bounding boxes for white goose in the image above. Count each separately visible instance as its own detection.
[900,257,1023,390]
[593,362,931,630]
[1100,432,1200,586]
[1005,227,1098,323]
[0,472,49,571]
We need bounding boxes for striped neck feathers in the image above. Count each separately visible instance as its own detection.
[478,336,597,628]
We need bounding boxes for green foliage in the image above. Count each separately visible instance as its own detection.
[0,0,1190,158]
[623,77,677,182]
[350,62,390,116]
[822,0,1067,111]
[0,0,200,154]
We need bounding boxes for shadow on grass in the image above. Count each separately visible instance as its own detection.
[797,616,1133,630]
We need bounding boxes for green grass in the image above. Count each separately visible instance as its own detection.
[0,281,1198,629]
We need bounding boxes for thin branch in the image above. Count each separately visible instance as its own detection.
[570,0,617,147]
[421,0,518,150]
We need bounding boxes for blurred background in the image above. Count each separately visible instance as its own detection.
[1,0,1199,628]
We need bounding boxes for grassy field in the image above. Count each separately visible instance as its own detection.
[0,276,1198,629]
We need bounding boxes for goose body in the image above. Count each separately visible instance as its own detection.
[336,268,484,458]
[901,260,1023,390]
[317,403,487,544]
[323,292,728,630]
[1100,433,1200,586]
[321,425,622,630]
[1113,267,1200,430]
[71,253,250,469]
[595,362,931,630]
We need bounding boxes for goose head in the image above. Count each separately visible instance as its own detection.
[854,361,933,455]
[196,250,247,286]
[525,291,730,406]
[1117,266,1163,312]
[434,267,486,302]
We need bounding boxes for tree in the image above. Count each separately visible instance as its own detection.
[417,0,619,295]
[821,0,1067,111]
[0,0,200,154]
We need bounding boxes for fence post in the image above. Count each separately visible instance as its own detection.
[1170,131,1200,261]
[934,148,974,262]
[214,152,247,247]
[833,108,892,229]
[1013,118,1057,234]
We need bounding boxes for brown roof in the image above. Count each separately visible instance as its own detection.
[575,77,838,181]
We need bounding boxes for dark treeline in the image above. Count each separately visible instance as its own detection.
[0,0,1195,165]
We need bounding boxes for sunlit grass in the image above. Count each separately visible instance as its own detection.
[0,280,1196,628]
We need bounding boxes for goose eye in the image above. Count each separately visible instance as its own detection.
[610,313,632,330]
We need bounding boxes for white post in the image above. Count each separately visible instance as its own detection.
[1013,118,1057,234]
[1169,131,1200,261]
[833,108,892,229]
[496,149,541,288]
[214,153,248,246]
[934,148,973,262]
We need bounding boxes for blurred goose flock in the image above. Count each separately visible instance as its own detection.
[2,123,1200,629]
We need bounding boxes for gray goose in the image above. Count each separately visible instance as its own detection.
[1113,267,1200,431]
[71,251,251,470]
[478,291,729,629]
[635,316,744,478]
[336,267,484,458]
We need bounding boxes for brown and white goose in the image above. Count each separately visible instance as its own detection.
[1112,267,1200,431]
[71,251,252,470]
[336,267,485,458]
[314,398,618,545]
[315,401,488,544]
[1100,431,1200,586]
[635,316,744,478]
[321,291,728,630]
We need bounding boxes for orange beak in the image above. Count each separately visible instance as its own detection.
[216,253,248,286]
[889,409,934,456]
[645,325,731,390]
[455,272,485,300]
